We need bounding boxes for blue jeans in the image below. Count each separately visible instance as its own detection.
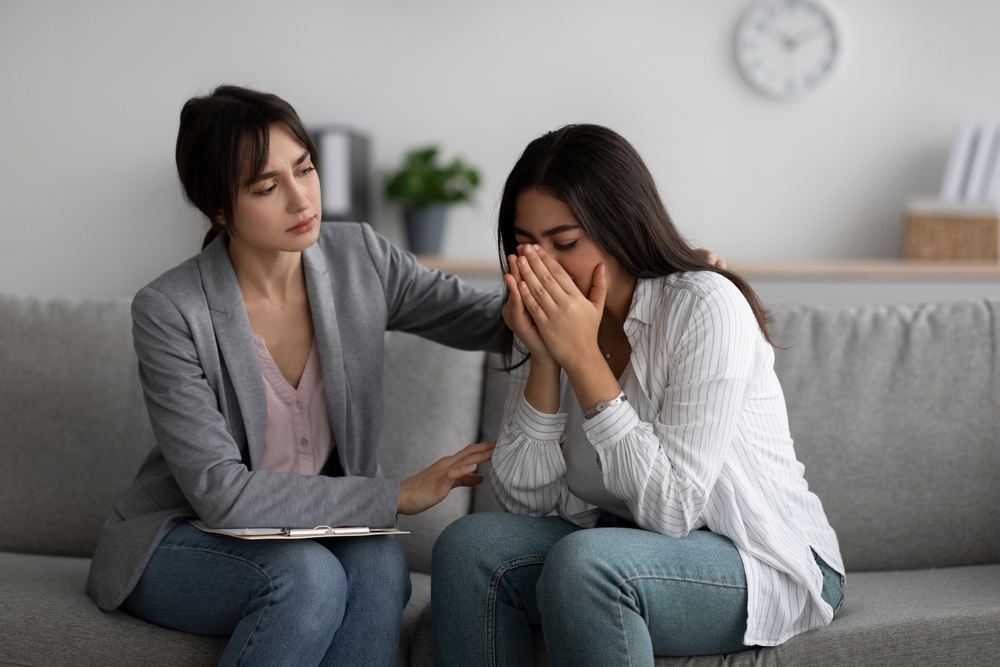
[121,521,411,667]
[432,512,843,667]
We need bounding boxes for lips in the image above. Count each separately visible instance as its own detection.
[288,216,315,234]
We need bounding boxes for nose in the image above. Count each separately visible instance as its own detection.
[287,178,311,213]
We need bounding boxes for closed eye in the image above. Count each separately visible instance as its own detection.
[553,240,578,252]
[255,183,277,197]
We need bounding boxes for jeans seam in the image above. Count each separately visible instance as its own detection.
[232,593,270,667]
[487,556,546,667]
[618,574,746,590]
[615,587,634,667]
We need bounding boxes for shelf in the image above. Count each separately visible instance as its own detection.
[730,260,1000,279]
[415,256,501,275]
[416,256,1000,280]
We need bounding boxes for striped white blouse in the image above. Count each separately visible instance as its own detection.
[489,271,844,648]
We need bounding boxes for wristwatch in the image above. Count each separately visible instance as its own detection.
[583,392,628,419]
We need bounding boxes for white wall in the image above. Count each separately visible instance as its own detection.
[1,0,999,298]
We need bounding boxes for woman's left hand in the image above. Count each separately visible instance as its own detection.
[513,244,606,370]
[397,441,496,515]
[694,247,728,270]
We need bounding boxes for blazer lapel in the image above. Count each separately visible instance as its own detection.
[303,244,349,471]
[198,239,268,470]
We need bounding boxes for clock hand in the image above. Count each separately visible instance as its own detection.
[787,24,826,49]
[770,30,798,52]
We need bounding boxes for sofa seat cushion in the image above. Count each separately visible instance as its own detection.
[0,551,431,667]
[409,564,1000,666]
[399,572,431,667]
[0,552,226,667]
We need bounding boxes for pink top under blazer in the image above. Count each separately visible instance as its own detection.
[253,334,334,475]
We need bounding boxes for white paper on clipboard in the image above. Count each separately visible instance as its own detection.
[189,519,408,540]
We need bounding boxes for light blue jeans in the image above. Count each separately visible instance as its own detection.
[432,512,843,667]
[121,521,411,667]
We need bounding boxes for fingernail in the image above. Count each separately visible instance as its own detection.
[533,244,541,252]
[519,256,527,265]
[523,245,533,254]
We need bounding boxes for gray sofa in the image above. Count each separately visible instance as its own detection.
[1,293,998,667]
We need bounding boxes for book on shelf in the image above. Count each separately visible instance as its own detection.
[939,122,1000,204]
[940,123,977,201]
[965,124,999,202]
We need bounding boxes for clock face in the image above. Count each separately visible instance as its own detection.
[736,0,840,99]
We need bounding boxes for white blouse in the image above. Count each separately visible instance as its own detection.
[489,271,844,647]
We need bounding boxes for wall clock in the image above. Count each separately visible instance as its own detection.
[735,0,840,99]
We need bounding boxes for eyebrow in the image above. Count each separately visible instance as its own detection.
[512,224,581,239]
[247,150,311,185]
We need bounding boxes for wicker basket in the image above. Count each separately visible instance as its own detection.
[905,212,999,261]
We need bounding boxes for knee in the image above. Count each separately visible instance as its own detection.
[434,512,492,553]
[433,512,502,575]
[337,535,411,610]
[366,537,411,607]
[264,543,348,633]
[536,531,607,615]
[542,530,601,578]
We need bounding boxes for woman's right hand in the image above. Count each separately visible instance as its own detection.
[397,441,496,515]
[503,250,554,363]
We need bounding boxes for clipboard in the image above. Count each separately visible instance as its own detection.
[189,519,408,540]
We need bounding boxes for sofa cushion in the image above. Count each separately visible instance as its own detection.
[769,300,1000,571]
[0,551,429,667]
[471,354,510,514]
[399,572,431,667]
[0,551,226,667]
[0,296,155,558]
[408,564,1000,667]
[379,331,487,573]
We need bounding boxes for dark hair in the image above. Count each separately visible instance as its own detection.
[497,124,772,365]
[175,85,318,249]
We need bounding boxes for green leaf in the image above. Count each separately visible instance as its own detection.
[384,145,481,210]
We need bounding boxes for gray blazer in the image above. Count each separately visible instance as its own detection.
[86,222,502,611]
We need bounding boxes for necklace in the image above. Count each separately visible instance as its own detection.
[600,332,627,359]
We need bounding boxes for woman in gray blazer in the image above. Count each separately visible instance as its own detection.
[86,85,501,667]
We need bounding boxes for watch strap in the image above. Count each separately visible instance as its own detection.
[583,392,628,419]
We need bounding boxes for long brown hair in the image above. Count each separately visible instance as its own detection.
[175,85,318,249]
[497,124,772,364]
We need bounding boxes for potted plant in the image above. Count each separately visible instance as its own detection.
[385,146,480,255]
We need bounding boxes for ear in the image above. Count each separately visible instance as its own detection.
[215,211,226,227]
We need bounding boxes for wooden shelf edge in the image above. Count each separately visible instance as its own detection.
[416,256,1000,279]
[731,260,1000,279]
[415,256,501,275]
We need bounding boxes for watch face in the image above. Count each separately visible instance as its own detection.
[735,0,840,98]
